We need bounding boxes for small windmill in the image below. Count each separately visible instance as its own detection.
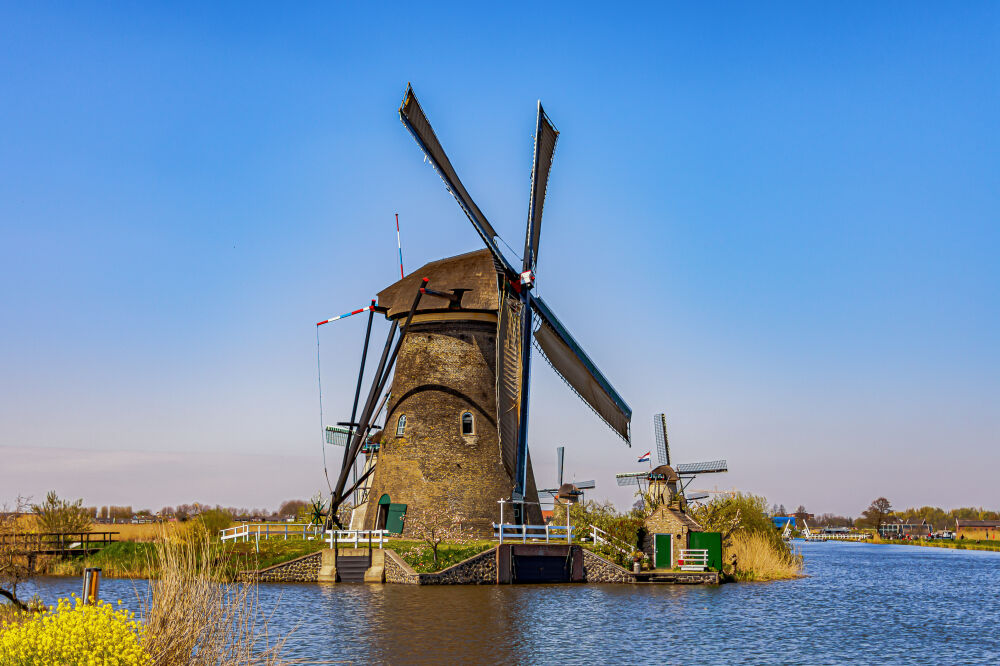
[616,413,727,504]
[538,446,596,505]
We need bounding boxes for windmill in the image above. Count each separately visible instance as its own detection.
[538,446,596,506]
[616,413,727,506]
[322,86,632,535]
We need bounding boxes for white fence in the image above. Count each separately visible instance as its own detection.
[493,523,574,544]
[677,548,709,571]
[804,532,872,542]
[219,523,323,543]
[326,530,389,549]
[590,525,645,559]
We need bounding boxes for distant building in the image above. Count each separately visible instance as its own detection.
[879,518,931,539]
[772,516,795,529]
[955,520,1000,541]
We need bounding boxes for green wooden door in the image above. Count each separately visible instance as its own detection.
[689,531,723,570]
[385,503,407,535]
[654,533,672,568]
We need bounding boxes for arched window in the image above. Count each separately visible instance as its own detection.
[461,411,474,436]
[396,414,406,436]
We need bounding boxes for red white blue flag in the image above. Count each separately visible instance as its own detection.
[638,451,651,463]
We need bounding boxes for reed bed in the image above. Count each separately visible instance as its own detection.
[139,535,289,666]
[725,531,804,582]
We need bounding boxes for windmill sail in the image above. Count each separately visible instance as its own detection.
[523,103,558,272]
[676,460,728,474]
[615,471,645,486]
[653,413,670,466]
[495,285,523,476]
[531,296,631,443]
[398,85,516,277]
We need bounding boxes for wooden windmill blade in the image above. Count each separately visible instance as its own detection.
[398,84,516,277]
[653,413,670,467]
[531,296,632,443]
[523,102,559,274]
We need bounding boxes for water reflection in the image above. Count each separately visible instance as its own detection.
[22,542,1000,664]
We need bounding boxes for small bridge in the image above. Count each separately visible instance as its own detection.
[0,532,119,556]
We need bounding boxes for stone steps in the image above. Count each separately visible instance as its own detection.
[336,555,371,583]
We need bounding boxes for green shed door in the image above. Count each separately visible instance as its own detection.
[654,533,672,568]
[689,532,723,571]
[385,503,407,535]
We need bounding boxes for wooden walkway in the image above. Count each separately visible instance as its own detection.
[0,531,119,556]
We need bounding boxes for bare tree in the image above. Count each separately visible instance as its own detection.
[0,496,33,609]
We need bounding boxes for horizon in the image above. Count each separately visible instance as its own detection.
[1,3,997,517]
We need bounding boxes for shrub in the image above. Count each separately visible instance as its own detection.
[197,509,233,538]
[31,491,93,535]
[0,596,150,665]
[693,493,802,581]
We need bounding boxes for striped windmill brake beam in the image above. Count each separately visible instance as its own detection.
[317,304,377,327]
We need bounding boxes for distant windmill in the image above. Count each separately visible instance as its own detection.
[538,446,595,505]
[616,413,727,504]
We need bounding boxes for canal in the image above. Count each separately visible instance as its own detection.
[21,541,1000,663]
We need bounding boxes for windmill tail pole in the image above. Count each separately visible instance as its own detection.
[327,278,429,528]
[340,300,377,474]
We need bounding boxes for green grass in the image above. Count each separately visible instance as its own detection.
[38,537,501,578]
[386,540,494,573]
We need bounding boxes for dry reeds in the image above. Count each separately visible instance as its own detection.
[725,531,804,581]
[140,535,288,665]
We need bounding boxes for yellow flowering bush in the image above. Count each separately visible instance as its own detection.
[0,595,151,665]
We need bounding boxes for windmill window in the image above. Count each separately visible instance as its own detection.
[396,414,406,437]
[461,412,474,436]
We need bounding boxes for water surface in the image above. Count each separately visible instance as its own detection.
[22,541,1000,664]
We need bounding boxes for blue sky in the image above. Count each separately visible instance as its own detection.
[1,3,997,515]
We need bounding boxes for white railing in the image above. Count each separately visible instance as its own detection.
[678,548,709,571]
[219,523,323,543]
[805,532,872,542]
[492,523,574,544]
[326,529,389,549]
[590,525,645,559]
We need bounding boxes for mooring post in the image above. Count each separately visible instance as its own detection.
[82,568,101,605]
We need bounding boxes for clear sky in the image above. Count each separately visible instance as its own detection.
[1,3,997,517]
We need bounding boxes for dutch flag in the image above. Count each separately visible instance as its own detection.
[638,451,651,463]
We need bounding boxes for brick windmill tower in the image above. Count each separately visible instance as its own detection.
[327,86,632,536]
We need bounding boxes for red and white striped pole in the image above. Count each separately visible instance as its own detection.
[316,304,377,327]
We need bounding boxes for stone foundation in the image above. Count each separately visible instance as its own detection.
[581,548,636,583]
[241,550,322,583]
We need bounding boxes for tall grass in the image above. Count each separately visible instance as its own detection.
[725,531,803,582]
[139,536,289,665]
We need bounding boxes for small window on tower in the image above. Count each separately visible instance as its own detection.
[461,412,474,436]
[396,414,406,437]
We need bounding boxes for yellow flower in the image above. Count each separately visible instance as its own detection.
[0,597,151,665]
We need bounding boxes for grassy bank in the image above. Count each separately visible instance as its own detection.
[869,538,1000,552]
[39,537,497,579]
